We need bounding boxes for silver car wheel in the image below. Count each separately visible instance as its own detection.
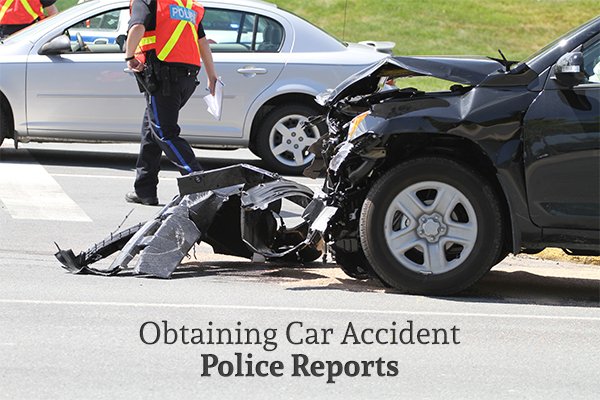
[383,180,478,275]
[268,113,320,168]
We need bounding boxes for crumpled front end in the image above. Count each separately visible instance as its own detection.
[304,56,498,279]
[304,50,540,283]
[303,99,393,279]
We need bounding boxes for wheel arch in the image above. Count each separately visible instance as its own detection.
[248,92,324,152]
[382,133,515,257]
[0,90,15,140]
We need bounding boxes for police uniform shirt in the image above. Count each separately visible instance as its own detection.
[0,0,57,36]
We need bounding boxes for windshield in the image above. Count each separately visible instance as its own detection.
[514,16,599,71]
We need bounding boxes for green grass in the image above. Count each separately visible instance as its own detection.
[55,0,597,90]
[279,0,597,60]
[57,0,597,59]
[55,0,77,11]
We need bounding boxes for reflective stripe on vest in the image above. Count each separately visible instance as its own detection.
[0,0,43,25]
[138,0,203,66]
[136,34,156,61]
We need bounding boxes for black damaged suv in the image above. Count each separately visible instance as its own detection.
[308,16,600,294]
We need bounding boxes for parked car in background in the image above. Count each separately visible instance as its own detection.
[68,8,129,45]
[306,15,600,294]
[0,0,392,174]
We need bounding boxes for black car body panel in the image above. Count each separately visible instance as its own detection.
[523,80,600,234]
[319,55,540,107]
[391,55,504,85]
[362,86,546,250]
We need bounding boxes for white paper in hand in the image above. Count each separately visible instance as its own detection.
[203,78,224,121]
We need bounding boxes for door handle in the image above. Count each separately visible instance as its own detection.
[237,66,267,76]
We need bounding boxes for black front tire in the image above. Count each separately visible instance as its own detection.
[359,157,504,295]
[330,245,373,280]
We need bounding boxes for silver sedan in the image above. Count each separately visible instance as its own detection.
[0,0,392,173]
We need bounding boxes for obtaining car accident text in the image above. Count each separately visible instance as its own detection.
[139,320,461,383]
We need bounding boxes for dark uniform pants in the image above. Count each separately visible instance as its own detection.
[134,69,202,198]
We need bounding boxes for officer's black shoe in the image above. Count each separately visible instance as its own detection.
[125,191,159,206]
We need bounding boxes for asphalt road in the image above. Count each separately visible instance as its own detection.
[0,142,599,399]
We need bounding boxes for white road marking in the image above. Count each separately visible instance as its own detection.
[51,172,324,189]
[51,173,172,180]
[0,299,598,322]
[0,161,91,222]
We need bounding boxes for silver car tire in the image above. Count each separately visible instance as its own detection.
[359,157,504,295]
[255,104,323,175]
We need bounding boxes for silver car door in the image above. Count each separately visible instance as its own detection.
[178,8,288,142]
[26,8,142,141]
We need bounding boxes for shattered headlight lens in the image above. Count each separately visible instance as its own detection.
[347,111,371,141]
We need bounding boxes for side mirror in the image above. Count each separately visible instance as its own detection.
[38,35,72,55]
[552,51,586,87]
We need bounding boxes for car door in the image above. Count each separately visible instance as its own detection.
[26,7,142,141]
[522,34,600,230]
[179,5,287,142]
[26,4,288,143]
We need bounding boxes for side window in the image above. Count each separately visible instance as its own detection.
[582,37,600,83]
[255,16,284,52]
[68,8,129,53]
[203,8,283,53]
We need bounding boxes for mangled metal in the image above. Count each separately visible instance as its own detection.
[56,164,332,278]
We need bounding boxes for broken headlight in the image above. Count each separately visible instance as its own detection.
[346,111,371,141]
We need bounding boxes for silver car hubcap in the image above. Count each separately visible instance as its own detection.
[268,114,319,167]
[383,181,478,275]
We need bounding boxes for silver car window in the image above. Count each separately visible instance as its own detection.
[203,8,283,53]
[68,8,129,53]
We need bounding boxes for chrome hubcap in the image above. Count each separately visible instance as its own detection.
[269,114,319,167]
[383,181,478,275]
[416,212,447,243]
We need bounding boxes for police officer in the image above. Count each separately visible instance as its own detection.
[125,0,217,205]
[0,0,58,38]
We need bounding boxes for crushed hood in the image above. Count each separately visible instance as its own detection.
[318,56,505,105]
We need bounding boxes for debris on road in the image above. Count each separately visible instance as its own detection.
[55,164,329,278]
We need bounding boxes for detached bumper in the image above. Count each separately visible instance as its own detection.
[55,164,333,278]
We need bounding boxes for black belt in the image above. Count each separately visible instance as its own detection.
[168,66,200,77]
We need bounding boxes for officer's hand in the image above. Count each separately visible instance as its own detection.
[127,58,144,73]
[207,75,217,96]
